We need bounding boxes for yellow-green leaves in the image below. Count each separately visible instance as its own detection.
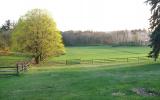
[12,9,65,63]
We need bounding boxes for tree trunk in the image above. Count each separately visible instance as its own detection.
[39,53,43,61]
[154,57,157,62]
[35,56,40,64]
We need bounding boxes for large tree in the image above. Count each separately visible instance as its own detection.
[146,0,160,61]
[12,9,65,64]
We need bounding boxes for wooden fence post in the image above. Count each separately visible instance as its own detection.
[66,60,68,65]
[127,58,128,62]
[79,59,81,64]
[22,63,24,71]
[16,64,19,75]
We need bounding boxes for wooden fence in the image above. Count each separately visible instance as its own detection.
[0,56,156,75]
[0,61,30,75]
[50,56,155,65]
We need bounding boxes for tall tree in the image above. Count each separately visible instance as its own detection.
[12,9,65,64]
[146,0,160,61]
[0,20,14,50]
[1,20,12,31]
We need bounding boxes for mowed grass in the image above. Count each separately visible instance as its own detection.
[0,46,160,100]
[0,55,30,66]
[50,46,151,60]
[0,63,160,100]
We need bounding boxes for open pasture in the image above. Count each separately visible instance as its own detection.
[0,46,160,100]
[50,46,151,60]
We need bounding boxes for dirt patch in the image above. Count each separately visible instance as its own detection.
[112,92,125,96]
[131,88,160,96]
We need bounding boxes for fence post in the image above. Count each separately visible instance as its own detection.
[22,63,24,71]
[66,60,67,65]
[127,58,128,62]
[16,64,19,75]
[79,59,81,64]
[92,59,93,64]
[138,57,139,63]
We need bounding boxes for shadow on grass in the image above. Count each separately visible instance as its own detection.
[0,62,159,100]
[27,62,160,78]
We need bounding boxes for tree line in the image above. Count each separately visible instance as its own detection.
[0,20,149,53]
[62,29,149,46]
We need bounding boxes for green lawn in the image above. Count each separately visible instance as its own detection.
[0,46,160,100]
[0,63,160,100]
[0,55,30,66]
[50,46,151,60]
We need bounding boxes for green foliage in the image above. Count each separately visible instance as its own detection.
[149,25,160,60]
[12,9,65,64]
[146,0,160,60]
[0,20,14,51]
[0,33,5,50]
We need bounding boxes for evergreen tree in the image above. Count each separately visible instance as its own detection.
[146,0,160,61]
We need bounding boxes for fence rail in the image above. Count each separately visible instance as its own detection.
[0,61,30,75]
[51,56,155,65]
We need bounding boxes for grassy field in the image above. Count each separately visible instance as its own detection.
[50,46,151,60]
[0,63,160,100]
[0,46,160,100]
[0,54,30,66]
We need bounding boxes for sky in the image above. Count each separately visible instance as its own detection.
[0,0,151,31]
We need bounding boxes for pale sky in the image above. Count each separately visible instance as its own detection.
[0,0,151,31]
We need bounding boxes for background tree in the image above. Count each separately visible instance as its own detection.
[12,9,65,64]
[146,0,160,61]
[0,20,14,51]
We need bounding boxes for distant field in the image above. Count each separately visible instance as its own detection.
[0,46,152,66]
[50,46,151,60]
